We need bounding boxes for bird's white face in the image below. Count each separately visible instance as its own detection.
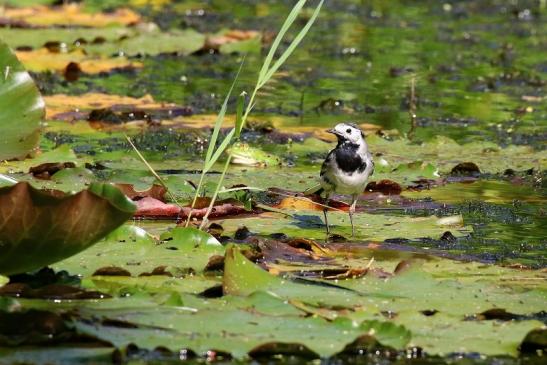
[328,123,365,145]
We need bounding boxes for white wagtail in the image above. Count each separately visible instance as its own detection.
[313,123,374,237]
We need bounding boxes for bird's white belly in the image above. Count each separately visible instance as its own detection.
[328,169,369,195]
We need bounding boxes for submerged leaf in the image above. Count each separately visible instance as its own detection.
[0,182,136,275]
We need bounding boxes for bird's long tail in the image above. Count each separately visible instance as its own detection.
[303,184,324,196]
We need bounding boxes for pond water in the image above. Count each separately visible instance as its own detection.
[29,0,545,268]
[48,0,546,147]
[0,0,546,363]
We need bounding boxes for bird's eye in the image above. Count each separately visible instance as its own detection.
[346,128,351,134]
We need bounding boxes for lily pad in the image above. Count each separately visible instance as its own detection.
[0,182,136,275]
[87,29,206,57]
[223,245,546,357]
[0,40,44,161]
[219,211,471,241]
[54,226,225,277]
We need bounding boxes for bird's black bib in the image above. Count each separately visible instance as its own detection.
[334,142,367,175]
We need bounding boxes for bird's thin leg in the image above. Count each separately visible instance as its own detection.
[349,194,358,238]
[322,192,331,238]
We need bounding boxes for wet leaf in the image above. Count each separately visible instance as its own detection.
[0,182,136,275]
[54,225,224,277]
[0,40,44,160]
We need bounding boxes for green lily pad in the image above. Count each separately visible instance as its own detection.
[0,27,205,57]
[0,40,44,161]
[223,245,546,356]
[0,182,136,275]
[219,36,261,54]
[70,291,411,358]
[366,135,547,175]
[88,29,206,57]
[219,211,471,241]
[54,226,225,277]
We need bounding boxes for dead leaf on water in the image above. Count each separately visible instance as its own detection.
[1,4,140,27]
[44,93,177,119]
[205,29,261,51]
[16,48,143,75]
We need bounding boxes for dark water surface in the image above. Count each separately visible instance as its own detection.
[49,0,546,147]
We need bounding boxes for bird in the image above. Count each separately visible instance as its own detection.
[316,122,374,238]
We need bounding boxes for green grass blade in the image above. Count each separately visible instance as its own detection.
[204,59,245,165]
[234,91,246,138]
[186,59,244,226]
[199,154,232,229]
[258,0,307,83]
[261,0,324,87]
[124,135,182,208]
[204,128,235,172]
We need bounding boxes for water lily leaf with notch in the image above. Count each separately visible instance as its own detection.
[0,182,136,275]
[0,40,44,161]
[54,226,224,277]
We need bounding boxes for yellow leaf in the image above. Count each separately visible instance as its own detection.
[44,93,175,119]
[2,4,140,27]
[15,48,142,74]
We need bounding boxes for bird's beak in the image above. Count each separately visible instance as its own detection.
[326,128,338,135]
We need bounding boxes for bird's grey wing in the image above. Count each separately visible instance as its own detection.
[320,150,334,177]
[319,150,336,192]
